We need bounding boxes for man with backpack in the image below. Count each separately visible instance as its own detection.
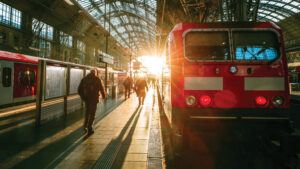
[78,70,106,135]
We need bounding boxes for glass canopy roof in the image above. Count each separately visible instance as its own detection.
[75,0,300,52]
[257,0,300,22]
[75,0,156,51]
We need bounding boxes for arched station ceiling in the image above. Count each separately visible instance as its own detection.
[75,0,156,52]
[73,0,300,53]
[177,0,300,23]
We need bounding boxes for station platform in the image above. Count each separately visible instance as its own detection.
[0,88,164,169]
[291,91,300,102]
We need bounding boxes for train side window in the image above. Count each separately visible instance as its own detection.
[2,67,12,87]
[18,69,36,86]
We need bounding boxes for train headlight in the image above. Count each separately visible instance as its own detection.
[255,96,267,106]
[186,95,196,106]
[200,95,212,106]
[229,66,238,74]
[272,96,284,106]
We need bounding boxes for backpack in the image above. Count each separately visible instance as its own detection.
[78,77,96,101]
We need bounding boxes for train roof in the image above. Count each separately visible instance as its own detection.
[0,50,39,64]
[0,50,123,73]
[172,22,281,32]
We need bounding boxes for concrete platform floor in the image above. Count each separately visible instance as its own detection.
[0,88,163,169]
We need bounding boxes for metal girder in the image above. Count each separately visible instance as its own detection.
[259,3,296,16]
[176,0,300,23]
[76,0,157,51]
[91,0,156,16]
[252,0,260,21]
[93,5,155,49]
[96,10,156,27]
[257,8,288,21]
[115,23,155,36]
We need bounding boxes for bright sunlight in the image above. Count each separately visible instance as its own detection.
[138,56,163,75]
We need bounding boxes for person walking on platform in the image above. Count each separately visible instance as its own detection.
[135,77,148,105]
[123,76,133,99]
[78,70,106,135]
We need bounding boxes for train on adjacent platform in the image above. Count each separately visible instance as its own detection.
[288,62,300,92]
[0,50,125,107]
[159,22,292,152]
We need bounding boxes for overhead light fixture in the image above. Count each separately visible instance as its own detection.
[64,0,74,6]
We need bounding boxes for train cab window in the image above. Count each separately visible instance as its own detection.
[184,31,230,61]
[233,31,279,61]
[2,67,12,87]
[18,69,35,86]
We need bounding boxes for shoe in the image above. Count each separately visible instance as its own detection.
[88,130,94,135]
[83,127,88,133]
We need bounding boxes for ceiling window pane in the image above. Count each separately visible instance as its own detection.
[123,33,129,39]
[282,0,292,3]
[291,2,300,6]
[117,26,126,33]
[111,17,121,25]
[110,30,117,36]
[115,1,122,8]
[290,7,300,13]
[265,15,279,22]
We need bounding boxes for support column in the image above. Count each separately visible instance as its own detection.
[36,60,46,127]
[64,65,70,118]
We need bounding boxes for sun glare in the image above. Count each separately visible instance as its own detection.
[139,56,163,75]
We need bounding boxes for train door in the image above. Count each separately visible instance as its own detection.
[0,60,14,106]
[13,63,37,102]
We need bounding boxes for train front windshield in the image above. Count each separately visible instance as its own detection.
[233,31,279,61]
[184,31,230,61]
[184,30,280,62]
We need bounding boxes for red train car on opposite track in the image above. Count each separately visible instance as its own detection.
[0,50,123,107]
[0,51,39,106]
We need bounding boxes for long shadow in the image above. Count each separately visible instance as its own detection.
[0,108,84,163]
[0,110,33,122]
[92,105,142,169]
[111,105,144,169]
[0,96,124,166]
[0,114,34,130]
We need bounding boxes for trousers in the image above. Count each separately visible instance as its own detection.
[84,101,98,131]
[125,87,131,99]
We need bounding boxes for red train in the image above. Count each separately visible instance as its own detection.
[288,63,300,92]
[0,51,39,106]
[159,22,291,150]
[0,50,122,107]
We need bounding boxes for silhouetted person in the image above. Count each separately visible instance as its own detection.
[78,70,106,135]
[135,77,148,105]
[123,76,133,99]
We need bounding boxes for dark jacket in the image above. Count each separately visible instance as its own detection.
[123,77,133,89]
[78,73,106,103]
[135,78,148,95]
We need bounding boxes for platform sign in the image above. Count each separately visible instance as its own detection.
[98,52,114,64]
[103,57,114,64]
[96,62,106,68]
